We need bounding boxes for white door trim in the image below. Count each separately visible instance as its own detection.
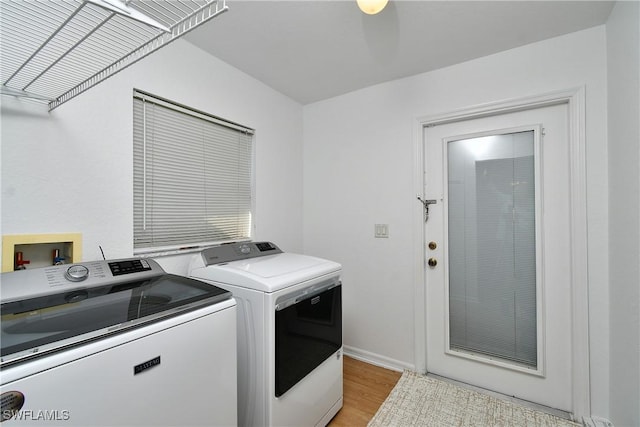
[412,87,590,420]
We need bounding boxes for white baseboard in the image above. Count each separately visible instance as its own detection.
[582,416,614,427]
[343,345,414,372]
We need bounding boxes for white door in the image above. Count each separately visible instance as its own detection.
[423,103,573,412]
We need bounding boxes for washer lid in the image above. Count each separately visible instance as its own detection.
[190,253,341,292]
[0,272,232,367]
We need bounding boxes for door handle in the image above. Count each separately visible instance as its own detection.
[428,258,437,268]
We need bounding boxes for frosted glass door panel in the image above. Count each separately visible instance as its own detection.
[447,131,537,368]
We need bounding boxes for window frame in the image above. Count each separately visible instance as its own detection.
[132,89,255,256]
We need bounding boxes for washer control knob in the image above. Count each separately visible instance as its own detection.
[65,265,89,282]
[239,244,251,254]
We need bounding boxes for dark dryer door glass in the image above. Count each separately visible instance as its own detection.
[275,281,342,397]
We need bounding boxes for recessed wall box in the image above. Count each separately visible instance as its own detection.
[2,233,82,272]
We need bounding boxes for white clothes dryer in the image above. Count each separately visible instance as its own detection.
[189,241,343,427]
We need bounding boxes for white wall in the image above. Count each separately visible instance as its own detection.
[607,2,640,426]
[1,39,305,269]
[303,26,610,417]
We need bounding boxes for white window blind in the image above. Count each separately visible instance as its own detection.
[447,131,537,368]
[133,90,254,252]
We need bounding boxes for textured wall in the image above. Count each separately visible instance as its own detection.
[1,39,305,265]
[303,26,610,418]
[607,2,640,426]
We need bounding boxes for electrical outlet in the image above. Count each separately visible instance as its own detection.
[374,224,389,238]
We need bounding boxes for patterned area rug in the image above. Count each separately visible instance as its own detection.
[368,371,580,427]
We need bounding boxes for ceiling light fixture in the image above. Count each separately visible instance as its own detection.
[356,0,389,15]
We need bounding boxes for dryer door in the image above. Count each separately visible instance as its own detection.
[274,279,342,397]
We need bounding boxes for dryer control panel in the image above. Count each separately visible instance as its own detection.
[201,241,282,266]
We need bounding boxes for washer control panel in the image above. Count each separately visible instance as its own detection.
[1,257,165,303]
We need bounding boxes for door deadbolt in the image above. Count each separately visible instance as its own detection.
[428,241,437,250]
[428,258,437,267]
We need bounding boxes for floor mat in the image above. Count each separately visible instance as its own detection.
[368,370,580,427]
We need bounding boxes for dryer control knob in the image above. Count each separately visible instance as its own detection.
[65,265,89,282]
[239,244,251,254]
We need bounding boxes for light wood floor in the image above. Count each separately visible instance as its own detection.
[328,356,402,427]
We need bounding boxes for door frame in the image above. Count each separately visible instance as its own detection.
[412,87,589,419]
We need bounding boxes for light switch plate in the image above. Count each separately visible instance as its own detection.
[374,224,389,238]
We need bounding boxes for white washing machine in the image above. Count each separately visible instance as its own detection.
[1,258,237,426]
[189,241,343,427]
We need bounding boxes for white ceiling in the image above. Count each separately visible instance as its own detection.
[184,0,615,104]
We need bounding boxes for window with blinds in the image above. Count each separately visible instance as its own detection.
[133,90,254,253]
